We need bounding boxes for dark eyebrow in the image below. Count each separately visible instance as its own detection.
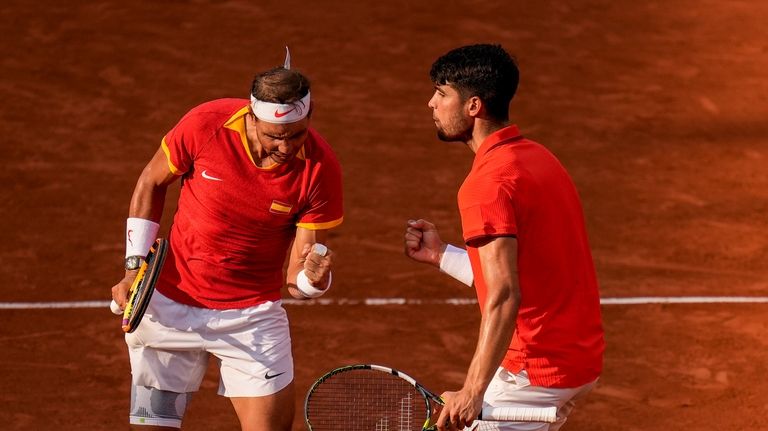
[265,129,307,140]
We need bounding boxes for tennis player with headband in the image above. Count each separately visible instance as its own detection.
[110,48,343,431]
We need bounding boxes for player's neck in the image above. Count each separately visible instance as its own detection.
[467,117,510,153]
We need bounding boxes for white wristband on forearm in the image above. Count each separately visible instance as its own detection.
[126,217,160,258]
[439,244,474,287]
[296,270,332,299]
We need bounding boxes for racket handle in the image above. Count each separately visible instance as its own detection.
[480,406,557,423]
[109,300,123,315]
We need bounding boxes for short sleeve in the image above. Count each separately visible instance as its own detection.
[296,152,344,230]
[459,180,518,244]
[160,115,200,175]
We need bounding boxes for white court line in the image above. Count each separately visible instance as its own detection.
[0,300,112,309]
[600,296,768,304]
[1,297,768,309]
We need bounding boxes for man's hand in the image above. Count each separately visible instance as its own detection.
[300,243,334,289]
[436,389,483,431]
[404,219,446,267]
[110,270,139,309]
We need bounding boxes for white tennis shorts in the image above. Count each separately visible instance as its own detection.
[125,291,294,397]
[470,367,598,431]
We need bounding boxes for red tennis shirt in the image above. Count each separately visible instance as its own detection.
[155,98,343,309]
[458,125,604,388]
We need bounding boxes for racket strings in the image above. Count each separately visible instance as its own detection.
[306,369,427,431]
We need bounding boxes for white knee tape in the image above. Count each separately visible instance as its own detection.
[129,385,191,428]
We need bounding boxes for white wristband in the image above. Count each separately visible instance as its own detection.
[296,270,332,299]
[126,217,160,258]
[439,244,474,287]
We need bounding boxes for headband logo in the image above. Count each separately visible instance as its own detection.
[274,107,297,118]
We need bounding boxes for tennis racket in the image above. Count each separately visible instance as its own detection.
[304,364,557,431]
[109,238,168,333]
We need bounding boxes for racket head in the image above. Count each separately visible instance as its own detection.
[121,238,168,333]
[304,364,441,431]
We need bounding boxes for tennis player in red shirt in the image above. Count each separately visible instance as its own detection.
[405,44,604,431]
[110,51,343,431]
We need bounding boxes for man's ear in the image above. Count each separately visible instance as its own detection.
[466,96,483,117]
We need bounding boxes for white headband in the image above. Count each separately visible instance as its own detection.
[250,92,311,124]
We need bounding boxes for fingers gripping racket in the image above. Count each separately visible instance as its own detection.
[304,364,557,431]
[110,238,168,333]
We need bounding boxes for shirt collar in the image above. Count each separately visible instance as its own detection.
[474,125,523,160]
[223,104,307,168]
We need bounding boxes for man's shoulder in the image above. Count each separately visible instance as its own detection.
[172,99,248,130]
[479,133,555,172]
[166,99,247,142]
[304,128,339,163]
[185,98,248,119]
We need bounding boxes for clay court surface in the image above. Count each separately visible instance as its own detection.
[2,0,768,429]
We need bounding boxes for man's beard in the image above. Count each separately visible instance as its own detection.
[436,122,472,143]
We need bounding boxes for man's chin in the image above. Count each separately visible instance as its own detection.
[270,154,293,165]
[437,130,465,143]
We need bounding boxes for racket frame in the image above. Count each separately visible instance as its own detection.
[304,364,558,430]
[121,238,168,333]
[304,364,442,431]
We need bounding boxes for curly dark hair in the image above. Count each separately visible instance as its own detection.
[250,67,311,104]
[430,44,519,121]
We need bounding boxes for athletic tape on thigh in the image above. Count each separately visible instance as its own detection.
[129,385,191,428]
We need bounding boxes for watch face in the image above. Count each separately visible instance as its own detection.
[125,256,143,270]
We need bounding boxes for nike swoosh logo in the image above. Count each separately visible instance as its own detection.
[274,107,296,118]
[264,371,286,380]
[201,170,223,181]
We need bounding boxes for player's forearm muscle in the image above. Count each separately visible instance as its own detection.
[463,237,520,396]
[464,284,518,395]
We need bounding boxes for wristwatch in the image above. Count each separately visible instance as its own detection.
[124,255,143,271]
